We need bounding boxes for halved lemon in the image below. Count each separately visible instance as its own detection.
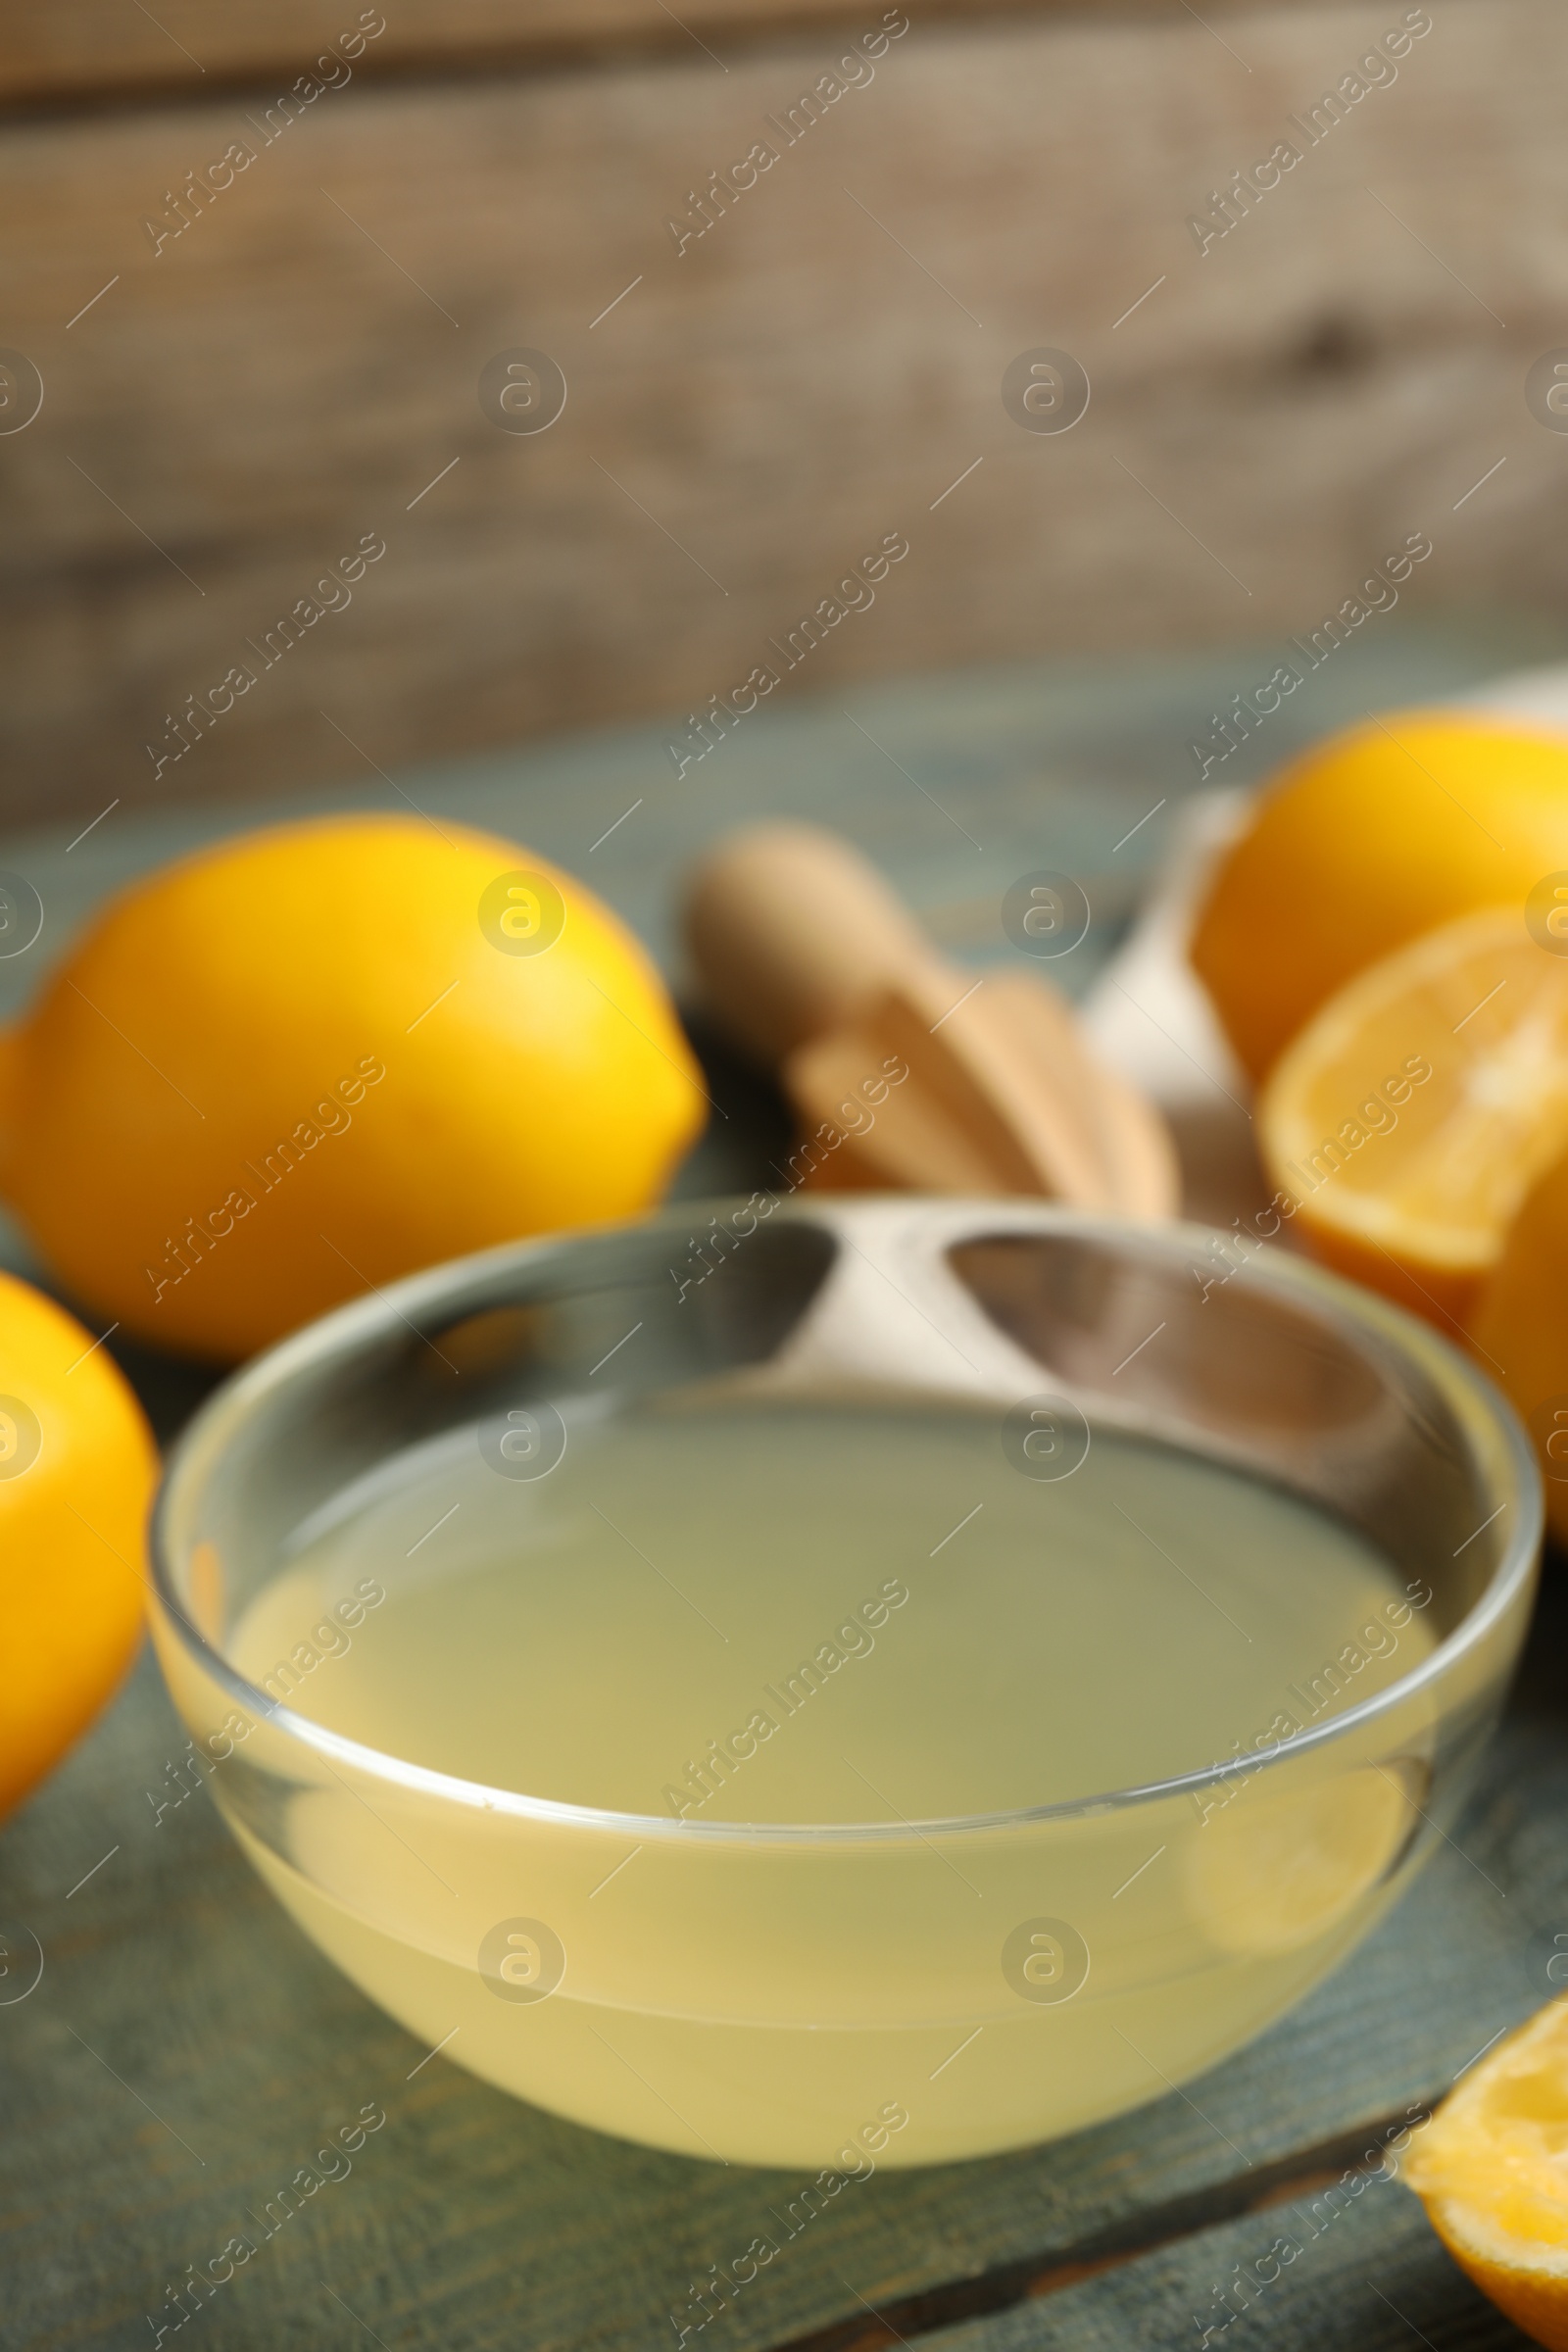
[1406,1997,1568,2349]
[1258,907,1568,1333]
[1471,1147,1568,1544]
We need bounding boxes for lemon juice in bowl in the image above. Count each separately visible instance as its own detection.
[149,1201,1539,2169]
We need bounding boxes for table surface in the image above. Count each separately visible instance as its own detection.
[1,620,1559,2352]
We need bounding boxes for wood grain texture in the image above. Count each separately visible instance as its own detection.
[878,2172,1530,2351]
[0,0,1291,113]
[0,0,905,112]
[0,0,1563,829]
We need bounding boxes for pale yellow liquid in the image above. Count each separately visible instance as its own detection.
[228,1400,1438,2167]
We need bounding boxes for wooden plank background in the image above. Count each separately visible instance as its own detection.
[1,0,1564,829]
[0,0,1286,110]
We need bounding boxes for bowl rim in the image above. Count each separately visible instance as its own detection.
[148,1196,1544,1845]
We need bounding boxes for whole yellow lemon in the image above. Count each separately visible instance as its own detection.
[0,1269,157,1819]
[1190,713,1568,1081]
[0,816,705,1360]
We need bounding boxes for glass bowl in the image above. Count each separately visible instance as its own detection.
[148,1197,1540,2170]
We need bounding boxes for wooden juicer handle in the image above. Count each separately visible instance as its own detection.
[684,826,1180,1218]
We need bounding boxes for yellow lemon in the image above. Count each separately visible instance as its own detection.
[1184,1764,1413,1958]
[1406,1996,1568,2350]
[1471,1146,1568,1545]
[1191,713,1568,1080]
[1258,907,1568,1335]
[0,816,705,1361]
[0,1269,158,1819]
